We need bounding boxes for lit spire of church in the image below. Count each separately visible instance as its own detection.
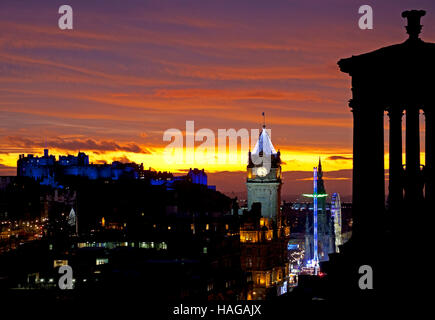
[252,112,277,155]
[318,157,323,176]
[246,112,282,221]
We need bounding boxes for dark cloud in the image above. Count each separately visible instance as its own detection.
[112,156,132,163]
[327,155,352,161]
[7,136,151,154]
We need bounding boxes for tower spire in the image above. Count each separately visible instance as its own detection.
[317,157,325,192]
[262,112,266,128]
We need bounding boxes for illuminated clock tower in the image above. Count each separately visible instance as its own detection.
[247,126,282,222]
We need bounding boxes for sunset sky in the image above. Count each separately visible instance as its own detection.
[1,0,435,197]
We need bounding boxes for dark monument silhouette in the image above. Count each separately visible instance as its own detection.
[290,10,434,303]
[338,9,433,240]
[329,9,433,301]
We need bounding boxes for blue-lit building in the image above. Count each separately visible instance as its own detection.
[187,168,207,185]
[150,168,215,190]
[18,149,141,187]
[17,150,214,189]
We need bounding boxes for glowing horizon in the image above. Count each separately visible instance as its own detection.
[1,0,435,189]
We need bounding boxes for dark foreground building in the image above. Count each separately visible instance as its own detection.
[0,171,247,301]
[315,10,434,303]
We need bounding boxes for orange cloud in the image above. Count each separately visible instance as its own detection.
[6,136,151,154]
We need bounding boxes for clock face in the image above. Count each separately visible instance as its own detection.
[257,167,268,177]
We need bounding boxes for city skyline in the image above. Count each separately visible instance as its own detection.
[1,1,433,307]
[1,0,434,196]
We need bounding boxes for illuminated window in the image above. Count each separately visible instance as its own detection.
[203,247,208,254]
[53,260,68,268]
[225,224,229,230]
[284,226,290,236]
[247,258,253,268]
[260,275,265,285]
[206,224,209,230]
[256,274,261,284]
[139,242,156,249]
[96,258,108,265]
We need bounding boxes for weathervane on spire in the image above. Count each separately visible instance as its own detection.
[262,112,266,128]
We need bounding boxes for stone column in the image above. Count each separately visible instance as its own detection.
[425,107,434,201]
[350,99,385,239]
[388,106,403,210]
[404,105,422,203]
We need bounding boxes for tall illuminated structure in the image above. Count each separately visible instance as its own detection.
[303,167,327,274]
[312,168,319,273]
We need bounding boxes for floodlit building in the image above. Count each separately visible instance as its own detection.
[241,124,290,299]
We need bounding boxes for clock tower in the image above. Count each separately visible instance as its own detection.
[247,126,282,223]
